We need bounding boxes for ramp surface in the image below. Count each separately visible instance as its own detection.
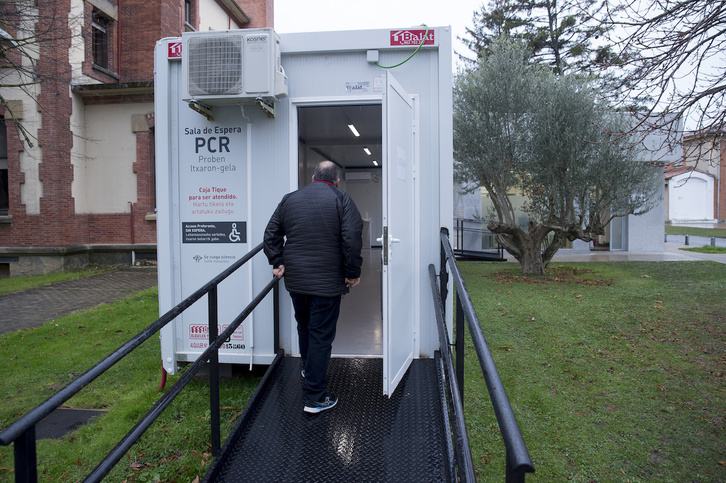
[208,357,451,482]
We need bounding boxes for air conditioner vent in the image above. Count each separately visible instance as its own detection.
[345,172,372,182]
[181,29,288,105]
[187,36,243,96]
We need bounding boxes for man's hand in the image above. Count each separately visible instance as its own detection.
[345,277,360,288]
[273,265,285,279]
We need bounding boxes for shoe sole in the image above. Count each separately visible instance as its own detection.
[303,398,338,414]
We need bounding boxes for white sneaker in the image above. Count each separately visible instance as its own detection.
[304,393,338,414]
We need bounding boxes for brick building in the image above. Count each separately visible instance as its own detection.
[0,0,273,276]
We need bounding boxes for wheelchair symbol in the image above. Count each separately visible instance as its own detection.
[229,223,241,242]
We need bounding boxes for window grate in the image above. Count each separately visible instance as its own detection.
[92,10,111,69]
[187,36,244,96]
[0,117,7,215]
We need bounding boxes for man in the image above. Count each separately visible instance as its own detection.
[264,161,363,413]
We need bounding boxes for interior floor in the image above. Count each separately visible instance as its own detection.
[333,248,382,356]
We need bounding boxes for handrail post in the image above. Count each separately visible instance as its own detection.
[208,286,221,457]
[506,452,525,483]
[14,427,37,483]
[440,227,449,318]
[454,218,464,251]
[273,279,280,354]
[455,294,465,401]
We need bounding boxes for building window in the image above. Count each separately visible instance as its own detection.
[0,117,8,215]
[184,0,197,31]
[92,9,111,69]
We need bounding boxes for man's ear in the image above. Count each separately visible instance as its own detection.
[335,177,341,187]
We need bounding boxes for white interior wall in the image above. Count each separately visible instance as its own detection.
[343,172,383,246]
[299,145,321,185]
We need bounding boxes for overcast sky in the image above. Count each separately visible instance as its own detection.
[273,0,485,67]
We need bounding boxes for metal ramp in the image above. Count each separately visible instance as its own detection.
[203,356,453,482]
[454,248,506,262]
[453,218,507,261]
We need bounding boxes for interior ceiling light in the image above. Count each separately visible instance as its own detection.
[348,124,360,137]
[363,147,371,155]
[372,160,379,166]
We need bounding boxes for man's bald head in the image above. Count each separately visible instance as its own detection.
[313,161,340,184]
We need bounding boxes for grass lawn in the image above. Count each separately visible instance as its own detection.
[0,288,261,482]
[664,225,726,239]
[2,262,725,481]
[458,261,726,481]
[0,267,115,296]
[681,245,726,254]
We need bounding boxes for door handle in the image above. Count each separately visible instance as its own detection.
[376,236,400,244]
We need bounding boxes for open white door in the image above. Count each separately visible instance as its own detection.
[381,72,416,396]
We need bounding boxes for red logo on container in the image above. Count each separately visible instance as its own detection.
[188,324,244,340]
[168,41,182,58]
[390,29,434,46]
[189,324,212,340]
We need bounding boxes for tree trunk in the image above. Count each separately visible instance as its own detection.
[489,220,550,275]
[518,236,547,276]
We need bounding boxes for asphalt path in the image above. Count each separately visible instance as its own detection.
[0,267,158,335]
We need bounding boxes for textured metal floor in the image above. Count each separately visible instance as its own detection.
[205,357,452,482]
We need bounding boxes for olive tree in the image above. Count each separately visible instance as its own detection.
[454,40,661,275]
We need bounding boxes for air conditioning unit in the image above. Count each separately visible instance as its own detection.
[181,28,288,105]
[345,172,372,183]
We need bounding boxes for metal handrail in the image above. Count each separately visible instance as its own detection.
[0,242,279,483]
[453,218,505,259]
[432,228,534,481]
[429,266,476,481]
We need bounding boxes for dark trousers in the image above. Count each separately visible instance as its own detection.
[289,292,341,404]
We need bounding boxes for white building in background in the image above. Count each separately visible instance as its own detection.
[665,129,726,223]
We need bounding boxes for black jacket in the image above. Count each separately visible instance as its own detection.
[263,181,363,297]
